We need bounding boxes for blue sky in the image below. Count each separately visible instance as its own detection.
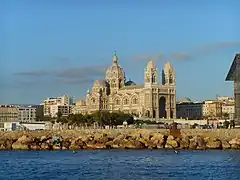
[1,0,240,104]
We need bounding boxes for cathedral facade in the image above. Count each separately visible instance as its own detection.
[74,54,176,119]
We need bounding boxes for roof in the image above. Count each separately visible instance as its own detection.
[125,80,136,86]
[180,97,192,103]
[121,84,144,90]
[226,53,240,81]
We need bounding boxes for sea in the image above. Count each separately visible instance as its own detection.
[0,150,239,180]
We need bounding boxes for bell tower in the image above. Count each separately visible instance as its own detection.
[162,62,176,85]
[144,60,158,88]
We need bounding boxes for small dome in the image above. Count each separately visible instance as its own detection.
[93,80,108,88]
[180,97,192,103]
[125,80,136,86]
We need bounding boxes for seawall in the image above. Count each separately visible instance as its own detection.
[0,129,240,150]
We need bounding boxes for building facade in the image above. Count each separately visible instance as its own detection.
[43,95,73,117]
[222,103,235,119]
[50,105,73,118]
[176,98,203,120]
[18,106,36,122]
[203,101,222,118]
[0,105,19,122]
[74,54,176,119]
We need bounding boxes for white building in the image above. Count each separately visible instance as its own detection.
[18,106,36,122]
[176,98,203,120]
[50,105,73,117]
[0,121,52,131]
[43,95,73,117]
[216,95,234,103]
[222,103,235,119]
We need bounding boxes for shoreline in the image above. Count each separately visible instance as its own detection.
[0,129,240,151]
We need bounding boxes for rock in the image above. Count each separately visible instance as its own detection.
[189,139,197,150]
[146,140,157,149]
[153,139,164,149]
[30,143,41,150]
[41,142,52,150]
[123,139,145,149]
[105,141,113,149]
[53,145,61,150]
[167,135,175,141]
[17,135,34,144]
[165,139,178,149]
[229,138,240,146]
[40,135,51,142]
[195,136,206,150]
[229,138,240,149]
[221,140,231,149]
[206,138,222,149]
[62,139,71,149]
[12,142,30,150]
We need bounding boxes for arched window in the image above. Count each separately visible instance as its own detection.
[91,98,96,104]
[152,73,156,83]
[115,98,120,105]
[123,98,129,105]
[132,97,138,104]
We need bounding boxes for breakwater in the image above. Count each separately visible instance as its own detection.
[0,129,240,150]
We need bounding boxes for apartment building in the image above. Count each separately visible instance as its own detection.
[50,105,73,117]
[0,105,19,122]
[222,103,235,119]
[43,95,73,117]
[203,101,222,118]
[18,106,36,122]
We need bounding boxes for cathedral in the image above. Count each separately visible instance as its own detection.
[74,53,176,119]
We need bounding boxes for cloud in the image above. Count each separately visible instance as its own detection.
[14,66,107,85]
[169,52,191,61]
[169,41,240,62]
[53,56,71,62]
[196,42,240,56]
[132,54,164,62]
[14,70,51,76]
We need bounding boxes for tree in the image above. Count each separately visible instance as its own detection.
[57,111,63,119]
[223,120,230,129]
[223,113,229,120]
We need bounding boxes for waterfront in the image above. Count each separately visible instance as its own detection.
[0,150,239,180]
[1,129,240,150]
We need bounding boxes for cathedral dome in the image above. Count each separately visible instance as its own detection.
[125,80,136,86]
[105,53,125,80]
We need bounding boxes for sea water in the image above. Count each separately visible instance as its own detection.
[0,150,239,180]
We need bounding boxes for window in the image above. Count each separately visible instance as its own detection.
[124,98,129,105]
[132,98,138,104]
[152,73,156,83]
[115,98,120,105]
